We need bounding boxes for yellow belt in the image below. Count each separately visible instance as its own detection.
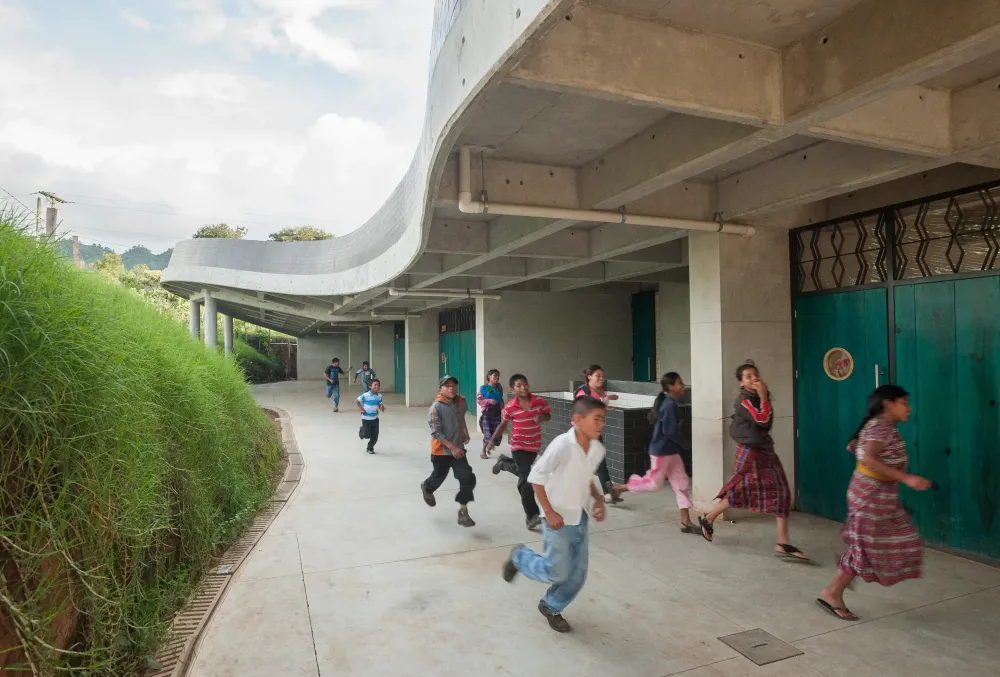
[855,462,892,482]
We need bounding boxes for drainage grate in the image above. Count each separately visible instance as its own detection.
[144,407,302,677]
[718,629,804,666]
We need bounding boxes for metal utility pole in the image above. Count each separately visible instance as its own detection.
[72,235,82,268]
[35,191,72,237]
[35,196,41,239]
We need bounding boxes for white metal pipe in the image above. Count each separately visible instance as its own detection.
[457,146,755,237]
[388,288,502,300]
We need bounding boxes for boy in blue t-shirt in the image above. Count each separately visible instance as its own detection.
[354,361,376,391]
[356,379,386,454]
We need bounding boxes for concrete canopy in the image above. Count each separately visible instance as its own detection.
[161,0,1000,335]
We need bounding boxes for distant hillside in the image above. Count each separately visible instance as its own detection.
[57,241,173,270]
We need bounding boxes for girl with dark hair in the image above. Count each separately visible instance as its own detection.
[477,369,504,459]
[575,365,622,504]
[698,362,808,561]
[611,372,699,533]
[817,385,931,621]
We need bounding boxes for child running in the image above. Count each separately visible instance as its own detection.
[698,362,808,561]
[817,385,931,621]
[356,379,386,454]
[477,369,504,459]
[501,396,608,633]
[485,374,552,530]
[611,372,699,533]
[575,365,622,504]
[421,375,477,527]
[354,361,376,391]
[324,357,347,412]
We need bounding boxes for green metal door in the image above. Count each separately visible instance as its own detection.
[439,330,476,407]
[393,323,405,394]
[795,289,889,521]
[896,277,1000,557]
[632,290,656,381]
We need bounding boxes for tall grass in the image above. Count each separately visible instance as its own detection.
[0,210,282,674]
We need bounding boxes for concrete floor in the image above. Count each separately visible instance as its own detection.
[188,381,1000,677]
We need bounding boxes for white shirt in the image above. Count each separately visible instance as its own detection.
[527,428,606,526]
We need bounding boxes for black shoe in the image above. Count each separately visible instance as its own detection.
[538,600,571,633]
[492,454,511,475]
[502,546,521,583]
[457,507,476,527]
[420,482,436,507]
[359,426,364,439]
[526,514,541,531]
[334,406,339,413]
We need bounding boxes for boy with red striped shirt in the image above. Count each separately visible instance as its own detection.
[486,374,551,530]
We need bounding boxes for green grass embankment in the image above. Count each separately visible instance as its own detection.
[0,213,283,674]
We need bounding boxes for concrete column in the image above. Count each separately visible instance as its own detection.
[369,324,395,392]
[657,282,691,379]
[688,229,794,512]
[188,300,201,340]
[405,314,439,407]
[203,290,218,350]
[222,314,234,356]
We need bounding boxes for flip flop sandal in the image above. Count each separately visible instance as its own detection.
[698,516,714,542]
[480,450,489,459]
[680,523,701,534]
[815,598,858,621]
[775,543,811,562]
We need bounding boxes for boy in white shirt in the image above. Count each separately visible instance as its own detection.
[501,396,607,633]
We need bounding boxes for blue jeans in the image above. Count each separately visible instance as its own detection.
[325,383,340,406]
[512,514,588,613]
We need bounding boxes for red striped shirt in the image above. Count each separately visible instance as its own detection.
[502,394,551,453]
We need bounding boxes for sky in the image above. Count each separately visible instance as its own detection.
[0,0,434,252]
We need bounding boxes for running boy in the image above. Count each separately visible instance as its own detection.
[354,361,376,391]
[421,375,477,527]
[356,379,386,454]
[324,358,347,412]
[501,396,607,633]
[486,374,551,530]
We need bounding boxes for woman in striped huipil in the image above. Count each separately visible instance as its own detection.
[817,385,931,621]
[477,369,504,459]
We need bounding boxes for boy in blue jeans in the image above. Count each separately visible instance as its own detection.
[354,361,376,391]
[324,358,347,412]
[502,396,607,633]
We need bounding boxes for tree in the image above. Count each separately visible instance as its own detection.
[93,252,124,279]
[268,225,333,242]
[192,223,247,239]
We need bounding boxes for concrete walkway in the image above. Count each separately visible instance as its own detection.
[189,381,1000,677]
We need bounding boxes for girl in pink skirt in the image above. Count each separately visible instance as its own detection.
[612,372,699,533]
[818,385,931,621]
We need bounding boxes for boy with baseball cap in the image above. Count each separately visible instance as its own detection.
[421,375,477,527]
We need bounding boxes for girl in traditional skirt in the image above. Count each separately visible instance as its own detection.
[817,385,931,621]
[477,369,504,459]
[576,365,623,504]
[698,362,808,561]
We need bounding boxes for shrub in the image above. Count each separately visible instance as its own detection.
[233,340,285,384]
[0,211,282,674]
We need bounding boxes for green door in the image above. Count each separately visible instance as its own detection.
[795,289,889,521]
[632,291,656,381]
[439,330,476,407]
[895,277,1000,557]
[393,323,405,394]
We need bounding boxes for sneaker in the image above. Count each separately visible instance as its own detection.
[538,600,571,633]
[525,514,541,531]
[492,454,511,475]
[334,406,339,413]
[366,448,375,455]
[502,545,522,583]
[457,507,476,527]
[420,481,436,507]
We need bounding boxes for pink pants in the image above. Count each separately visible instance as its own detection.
[626,454,692,509]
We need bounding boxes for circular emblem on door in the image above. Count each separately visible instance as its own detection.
[823,347,854,381]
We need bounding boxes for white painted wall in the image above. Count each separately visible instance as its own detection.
[478,291,632,393]
[297,333,350,381]
[349,331,370,377]
[406,314,439,407]
[369,324,395,392]
[657,282,691,380]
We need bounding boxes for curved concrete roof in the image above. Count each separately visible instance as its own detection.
[162,0,568,300]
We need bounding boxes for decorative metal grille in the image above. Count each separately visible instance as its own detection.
[792,213,887,293]
[893,185,1000,280]
[438,304,475,333]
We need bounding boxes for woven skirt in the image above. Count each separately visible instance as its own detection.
[716,444,791,518]
[837,473,923,585]
[480,411,502,446]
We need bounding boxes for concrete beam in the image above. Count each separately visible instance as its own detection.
[509,4,782,125]
[549,257,688,293]
[435,153,579,210]
[952,74,1000,156]
[334,287,389,314]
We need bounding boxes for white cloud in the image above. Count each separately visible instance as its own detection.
[121,9,155,30]
[0,1,35,31]
[158,72,251,103]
